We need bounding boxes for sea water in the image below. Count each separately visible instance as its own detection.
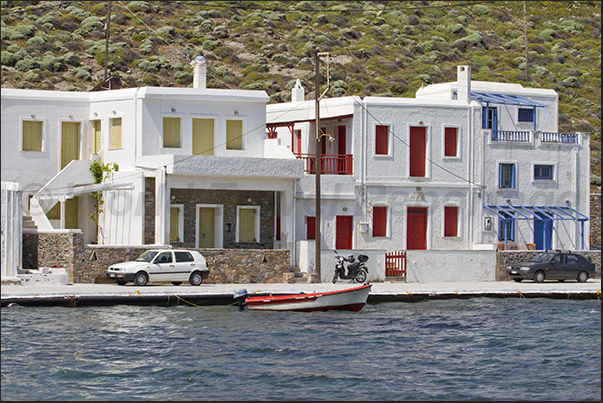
[1,298,600,401]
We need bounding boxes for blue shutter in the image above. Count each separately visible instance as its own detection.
[510,164,516,188]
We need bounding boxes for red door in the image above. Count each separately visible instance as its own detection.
[409,126,426,177]
[336,215,353,250]
[407,207,427,250]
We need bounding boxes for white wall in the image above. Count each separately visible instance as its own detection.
[406,250,496,282]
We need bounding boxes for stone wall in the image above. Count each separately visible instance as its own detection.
[22,231,293,284]
[144,177,155,245]
[170,188,275,249]
[496,250,601,281]
[591,193,601,247]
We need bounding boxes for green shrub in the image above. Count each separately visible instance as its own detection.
[81,16,104,32]
[15,57,39,71]
[23,69,42,82]
[213,25,229,39]
[472,5,491,15]
[1,51,15,66]
[202,40,221,51]
[72,67,91,81]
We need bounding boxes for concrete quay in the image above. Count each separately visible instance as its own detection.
[1,280,601,307]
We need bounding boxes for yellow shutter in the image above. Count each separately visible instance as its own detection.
[170,207,180,242]
[226,119,243,150]
[93,120,101,154]
[163,117,181,148]
[65,198,78,229]
[23,121,43,151]
[111,118,122,149]
[61,122,80,169]
[239,208,256,242]
[192,118,214,155]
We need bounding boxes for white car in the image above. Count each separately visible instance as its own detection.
[106,249,210,286]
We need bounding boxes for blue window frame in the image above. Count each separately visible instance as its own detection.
[499,163,516,188]
[482,107,497,129]
[518,108,534,122]
[498,212,516,241]
[534,164,553,180]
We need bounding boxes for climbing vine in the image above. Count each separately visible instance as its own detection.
[90,159,118,243]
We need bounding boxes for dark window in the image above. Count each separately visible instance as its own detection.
[175,251,194,262]
[498,212,515,242]
[565,255,579,264]
[499,164,516,188]
[534,165,553,180]
[482,107,497,129]
[518,108,534,122]
[155,252,173,264]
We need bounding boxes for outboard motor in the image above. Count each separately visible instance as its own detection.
[233,289,248,310]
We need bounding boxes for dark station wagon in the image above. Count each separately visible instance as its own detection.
[506,250,596,283]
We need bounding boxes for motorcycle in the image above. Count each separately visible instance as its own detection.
[332,250,369,284]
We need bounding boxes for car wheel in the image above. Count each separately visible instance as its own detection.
[514,279,523,283]
[171,282,182,286]
[116,280,127,286]
[534,271,545,283]
[189,272,203,286]
[134,272,149,286]
[577,271,588,283]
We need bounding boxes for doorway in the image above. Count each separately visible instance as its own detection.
[407,207,427,250]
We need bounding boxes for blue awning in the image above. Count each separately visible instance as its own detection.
[471,92,548,108]
[484,205,589,249]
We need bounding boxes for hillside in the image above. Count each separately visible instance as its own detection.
[1,0,600,191]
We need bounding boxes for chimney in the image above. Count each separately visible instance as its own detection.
[190,55,206,89]
[457,65,471,103]
[291,79,304,102]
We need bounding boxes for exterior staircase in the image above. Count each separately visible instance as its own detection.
[22,214,38,230]
[288,266,313,283]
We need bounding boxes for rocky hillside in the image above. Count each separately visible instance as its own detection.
[1,0,600,190]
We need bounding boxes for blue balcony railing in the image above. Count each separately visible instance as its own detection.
[540,132,578,144]
[491,130,531,142]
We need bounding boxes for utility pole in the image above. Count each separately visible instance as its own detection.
[104,0,112,83]
[314,51,331,283]
[523,1,529,82]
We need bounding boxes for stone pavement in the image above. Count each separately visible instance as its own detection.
[1,279,600,307]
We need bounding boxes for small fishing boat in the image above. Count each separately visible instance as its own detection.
[233,284,372,312]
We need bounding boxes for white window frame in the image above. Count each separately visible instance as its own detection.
[20,117,46,152]
[236,205,260,243]
[373,122,394,158]
[531,162,557,183]
[162,115,183,149]
[441,125,461,160]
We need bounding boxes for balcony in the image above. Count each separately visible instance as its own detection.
[540,132,578,144]
[491,130,531,142]
[296,153,353,175]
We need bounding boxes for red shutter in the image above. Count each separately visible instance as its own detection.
[373,206,387,237]
[444,206,458,237]
[409,126,426,177]
[336,216,353,250]
[375,125,388,155]
[444,127,457,157]
[306,216,315,240]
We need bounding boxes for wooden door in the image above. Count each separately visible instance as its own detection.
[61,122,80,169]
[407,207,427,250]
[199,207,215,248]
[336,215,353,250]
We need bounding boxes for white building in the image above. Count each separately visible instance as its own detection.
[1,57,303,256]
[266,66,590,281]
[1,63,590,282]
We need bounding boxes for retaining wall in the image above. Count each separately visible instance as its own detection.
[22,231,293,284]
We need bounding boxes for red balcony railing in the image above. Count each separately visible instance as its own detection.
[296,154,353,175]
